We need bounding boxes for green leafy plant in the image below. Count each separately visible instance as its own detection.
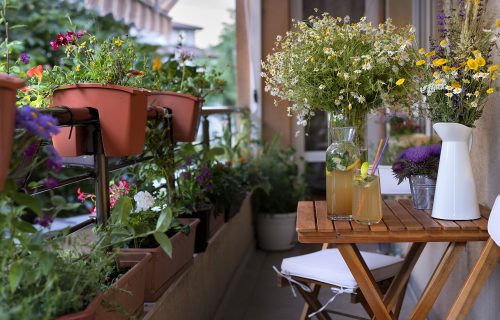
[142,52,226,99]
[252,136,305,214]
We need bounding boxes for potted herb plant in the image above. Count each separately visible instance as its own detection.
[144,54,225,142]
[21,31,149,157]
[392,144,441,210]
[253,136,305,251]
[409,1,499,220]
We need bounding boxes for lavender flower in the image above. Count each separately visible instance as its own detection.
[45,145,63,172]
[19,53,30,65]
[392,144,441,184]
[35,214,54,228]
[16,106,60,140]
[43,177,59,188]
[23,143,39,157]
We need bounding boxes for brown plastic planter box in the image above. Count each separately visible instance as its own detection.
[51,84,149,157]
[121,218,199,301]
[0,74,24,191]
[179,204,224,253]
[148,91,203,143]
[57,251,151,320]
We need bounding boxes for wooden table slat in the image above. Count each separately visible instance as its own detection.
[385,200,423,231]
[351,221,370,231]
[399,199,442,230]
[472,217,488,231]
[454,220,479,231]
[333,220,352,232]
[381,202,406,231]
[314,201,334,232]
[369,219,388,232]
[296,201,316,232]
[424,209,461,230]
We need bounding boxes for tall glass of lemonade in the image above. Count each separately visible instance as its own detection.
[326,127,360,220]
[352,168,383,225]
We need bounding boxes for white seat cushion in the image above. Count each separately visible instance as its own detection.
[281,248,403,289]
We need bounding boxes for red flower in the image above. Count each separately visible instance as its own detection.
[27,65,43,80]
[128,70,144,77]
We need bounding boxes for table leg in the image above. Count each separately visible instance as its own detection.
[409,242,466,320]
[446,238,500,320]
[337,243,394,320]
[383,243,426,313]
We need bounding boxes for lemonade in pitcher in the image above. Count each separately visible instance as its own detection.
[325,127,360,220]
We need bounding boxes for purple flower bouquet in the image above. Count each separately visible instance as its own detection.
[392,144,441,184]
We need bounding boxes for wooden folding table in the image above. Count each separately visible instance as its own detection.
[296,199,491,320]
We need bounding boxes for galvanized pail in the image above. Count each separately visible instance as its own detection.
[409,175,436,210]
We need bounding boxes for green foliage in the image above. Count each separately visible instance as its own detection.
[252,136,305,214]
[141,53,226,99]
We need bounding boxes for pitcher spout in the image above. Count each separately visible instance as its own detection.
[433,122,472,142]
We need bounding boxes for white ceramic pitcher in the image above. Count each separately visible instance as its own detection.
[432,123,480,220]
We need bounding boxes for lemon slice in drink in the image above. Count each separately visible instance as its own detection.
[360,161,369,177]
[346,159,360,171]
[326,169,332,176]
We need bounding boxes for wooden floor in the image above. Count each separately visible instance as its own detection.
[215,244,417,320]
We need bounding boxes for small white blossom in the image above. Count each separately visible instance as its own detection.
[134,191,155,213]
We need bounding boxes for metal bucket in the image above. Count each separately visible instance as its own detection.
[409,175,436,210]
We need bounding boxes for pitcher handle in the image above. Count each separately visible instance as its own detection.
[469,132,473,152]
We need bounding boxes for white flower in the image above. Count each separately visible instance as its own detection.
[276,35,282,42]
[134,191,155,213]
[445,92,453,97]
[357,95,366,103]
[453,88,462,95]
[319,84,326,90]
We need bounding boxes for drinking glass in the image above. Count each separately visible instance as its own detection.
[352,168,383,225]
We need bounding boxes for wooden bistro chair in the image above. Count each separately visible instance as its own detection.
[275,166,409,320]
[445,195,500,320]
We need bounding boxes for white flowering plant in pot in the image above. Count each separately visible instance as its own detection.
[261,13,420,142]
[94,186,189,257]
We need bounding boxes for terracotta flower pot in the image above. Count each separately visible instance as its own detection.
[121,218,199,301]
[147,91,203,142]
[0,74,24,191]
[57,252,151,320]
[179,204,223,252]
[51,84,149,157]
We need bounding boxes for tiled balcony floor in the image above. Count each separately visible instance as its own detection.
[215,244,415,320]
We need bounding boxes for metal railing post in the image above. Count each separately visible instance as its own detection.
[94,126,110,225]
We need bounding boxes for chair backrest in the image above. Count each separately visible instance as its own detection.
[378,165,411,195]
[488,195,500,246]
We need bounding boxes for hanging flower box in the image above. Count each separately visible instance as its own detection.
[148,91,203,143]
[120,218,199,301]
[57,251,151,320]
[51,84,149,157]
[179,204,224,253]
[0,74,24,191]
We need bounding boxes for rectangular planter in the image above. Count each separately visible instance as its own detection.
[120,218,199,301]
[51,84,149,157]
[179,205,224,253]
[225,191,248,222]
[147,91,203,143]
[57,251,151,320]
[0,74,24,191]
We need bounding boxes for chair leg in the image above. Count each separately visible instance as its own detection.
[392,282,407,319]
[300,284,321,320]
[294,283,332,320]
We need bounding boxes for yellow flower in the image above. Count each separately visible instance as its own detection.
[416,60,425,66]
[486,88,494,94]
[348,103,352,110]
[451,80,461,89]
[450,67,459,71]
[472,50,481,57]
[435,78,444,84]
[395,78,405,86]
[442,66,451,72]
[76,64,81,72]
[475,56,486,67]
[310,57,315,63]
[80,41,87,48]
[488,65,499,72]
[496,19,500,28]
[467,59,479,70]
[439,39,447,47]
[432,58,448,67]
[114,39,124,47]
[433,71,440,78]
[418,48,426,54]
[425,50,436,58]
[152,57,162,72]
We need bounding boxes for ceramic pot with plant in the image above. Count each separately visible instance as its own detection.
[144,54,225,143]
[0,74,24,191]
[410,1,499,219]
[24,32,149,157]
[253,136,305,251]
[392,144,441,210]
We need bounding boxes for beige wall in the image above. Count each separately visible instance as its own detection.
[261,0,294,146]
